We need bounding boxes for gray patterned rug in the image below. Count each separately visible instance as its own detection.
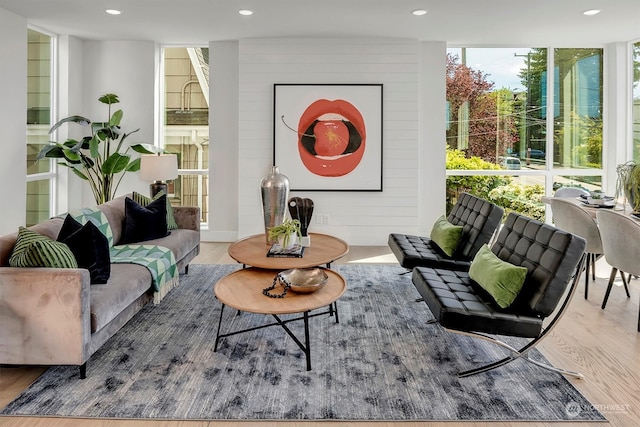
[1,263,604,422]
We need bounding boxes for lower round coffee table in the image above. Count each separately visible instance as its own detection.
[213,267,346,371]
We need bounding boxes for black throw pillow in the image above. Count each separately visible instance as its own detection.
[57,214,111,284]
[119,194,169,245]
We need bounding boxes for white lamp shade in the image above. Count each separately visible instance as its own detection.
[140,154,178,182]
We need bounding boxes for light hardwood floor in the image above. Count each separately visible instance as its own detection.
[1,243,639,427]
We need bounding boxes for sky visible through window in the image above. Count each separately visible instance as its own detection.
[447,47,532,91]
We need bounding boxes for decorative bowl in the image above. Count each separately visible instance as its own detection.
[587,196,605,205]
[279,268,328,293]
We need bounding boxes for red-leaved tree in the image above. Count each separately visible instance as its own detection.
[446,53,518,163]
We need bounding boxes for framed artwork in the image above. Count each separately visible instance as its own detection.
[273,83,383,191]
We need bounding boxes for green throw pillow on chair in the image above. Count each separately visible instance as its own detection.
[469,244,528,308]
[430,215,463,257]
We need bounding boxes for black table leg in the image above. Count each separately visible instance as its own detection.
[303,311,311,371]
[214,303,226,352]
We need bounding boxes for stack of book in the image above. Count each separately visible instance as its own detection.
[267,243,305,258]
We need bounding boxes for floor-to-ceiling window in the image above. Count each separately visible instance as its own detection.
[445,47,603,220]
[26,28,55,226]
[633,41,640,162]
[162,47,209,225]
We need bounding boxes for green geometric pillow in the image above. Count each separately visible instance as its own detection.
[430,215,464,257]
[132,190,178,230]
[9,227,78,268]
[66,207,114,247]
[469,244,528,309]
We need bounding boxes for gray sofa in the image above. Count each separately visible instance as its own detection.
[0,194,200,378]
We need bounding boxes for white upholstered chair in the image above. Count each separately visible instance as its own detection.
[550,198,603,299]
[596,209,637,331]
[554,187,590,198]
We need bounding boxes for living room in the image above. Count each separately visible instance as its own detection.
[1,1,639,426]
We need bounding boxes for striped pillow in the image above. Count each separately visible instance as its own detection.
[132,191,178,230]
[9,227,78,268]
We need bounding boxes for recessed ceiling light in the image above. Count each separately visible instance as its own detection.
[583,9,601,16]
[412,9,429,16]
[238,9,253,16]
[105,9,122,15]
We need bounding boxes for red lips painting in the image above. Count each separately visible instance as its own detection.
[274,84,382,191]
[297,99,366,177]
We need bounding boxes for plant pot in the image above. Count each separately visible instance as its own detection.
[277,232,298,249]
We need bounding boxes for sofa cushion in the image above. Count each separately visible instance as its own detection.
[9,227,78,269]
[57,215,111,284]
[90,263,152,333]
[119,195,169,244]
[137,228,200,264]
[132,191,178,230]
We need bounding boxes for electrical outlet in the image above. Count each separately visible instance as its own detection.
[315,214,330,224]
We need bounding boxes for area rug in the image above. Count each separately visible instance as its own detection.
[1,263,605,422]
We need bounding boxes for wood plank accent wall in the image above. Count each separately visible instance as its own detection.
[236,38,430,245]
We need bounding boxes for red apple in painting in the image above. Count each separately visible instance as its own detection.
[297,99,366,177]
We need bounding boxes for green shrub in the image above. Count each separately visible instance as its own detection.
[487,183,545,221]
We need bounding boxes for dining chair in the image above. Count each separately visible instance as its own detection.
[549,198,603,299]
[554,187,590,198]
[596,209,637,331]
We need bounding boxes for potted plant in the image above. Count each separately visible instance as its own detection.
[616,161,640,211]
[268,219,301,248]
[36,93,158,204]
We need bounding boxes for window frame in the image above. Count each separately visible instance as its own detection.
[445,46,607,222]
[26,25,58,225]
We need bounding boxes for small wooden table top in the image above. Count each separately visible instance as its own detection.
[214,267,346,315]
[228,232,349,269]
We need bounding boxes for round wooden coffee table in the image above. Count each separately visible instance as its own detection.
[213,267,346,370]
[228,232,349,269]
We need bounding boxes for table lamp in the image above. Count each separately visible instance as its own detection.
[140,153,178,197]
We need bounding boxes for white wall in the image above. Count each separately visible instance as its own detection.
[70,40,156,209]
[0,8,27,235]
[208,41,239,242]
[223,38,446,246]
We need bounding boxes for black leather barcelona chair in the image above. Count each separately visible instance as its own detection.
[412,212,586,378]
[388,192,504,272]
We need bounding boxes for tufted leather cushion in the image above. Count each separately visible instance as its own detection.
[413,267,543,337]
[412,212,586,337]
[388,234,475,271]
[388,193,504,270]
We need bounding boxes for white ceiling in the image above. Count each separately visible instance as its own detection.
[1,0,639,46]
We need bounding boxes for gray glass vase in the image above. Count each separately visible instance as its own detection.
[260,166,290,244]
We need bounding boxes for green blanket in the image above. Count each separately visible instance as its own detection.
[65,207,179,304]
[110,244,179,304]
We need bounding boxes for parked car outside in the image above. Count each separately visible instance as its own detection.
[501,156,522,170]
[526,149,545,160]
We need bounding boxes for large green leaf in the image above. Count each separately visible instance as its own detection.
[102,152,130,174]
[130,143,159,154]
[62,148,81,163]
[80,136,92,150]
[37,144,63,160]
[49,115,91,134]
[89,135,101,159]
[98,93,119,105]
[126,157,141,172]
[110,110,123,127]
